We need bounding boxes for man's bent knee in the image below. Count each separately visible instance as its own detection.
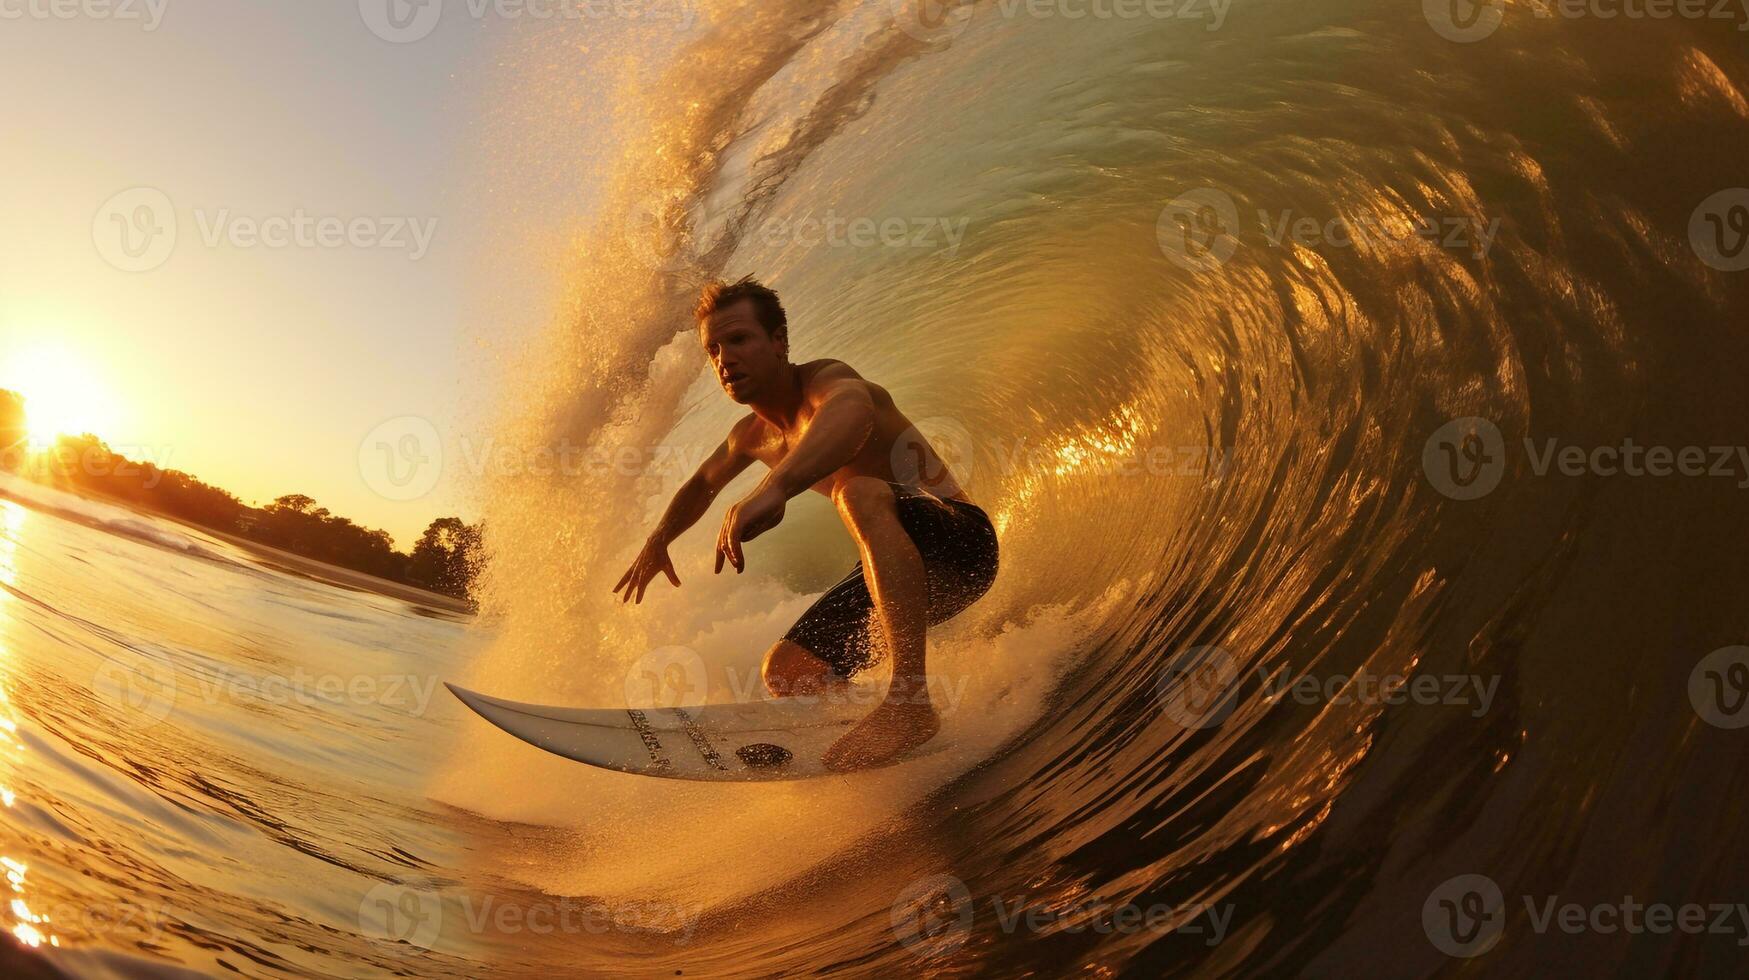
[762,640,839,697]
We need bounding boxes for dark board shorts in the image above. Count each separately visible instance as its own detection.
[781,482,999,677]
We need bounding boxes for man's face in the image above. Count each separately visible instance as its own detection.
[700,298,786,404]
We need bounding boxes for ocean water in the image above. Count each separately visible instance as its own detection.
[8,0,1749,975]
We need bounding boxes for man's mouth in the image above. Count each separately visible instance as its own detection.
[723,373,747,387]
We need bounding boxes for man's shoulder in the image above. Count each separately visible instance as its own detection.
[801,359,886,408]
[726,411,767,448]
[800,358,862,383]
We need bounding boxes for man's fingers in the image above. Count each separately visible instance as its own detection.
[663,559,681,587]
[715,509,734,574]
[614,566,633,592]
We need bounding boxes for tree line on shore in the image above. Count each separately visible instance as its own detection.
[0,389,482,602]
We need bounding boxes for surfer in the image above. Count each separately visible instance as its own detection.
[614,276,999,772]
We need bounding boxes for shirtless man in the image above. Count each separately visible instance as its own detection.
[613,276,999,771]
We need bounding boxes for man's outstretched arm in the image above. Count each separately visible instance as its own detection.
[765,373,877,498]
[717,370,875,573]
[616,422,755,603]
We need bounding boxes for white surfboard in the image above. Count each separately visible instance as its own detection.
[445,683,951,781]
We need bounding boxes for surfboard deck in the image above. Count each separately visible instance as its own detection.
[445,682,951,781]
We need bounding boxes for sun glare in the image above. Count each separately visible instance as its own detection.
[0,346,120,447]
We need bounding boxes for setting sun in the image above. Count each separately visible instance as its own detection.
[0,345,120,447]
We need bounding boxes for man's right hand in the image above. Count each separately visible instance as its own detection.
[614,538,681,604]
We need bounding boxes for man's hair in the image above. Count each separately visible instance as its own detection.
[695,275,788,344]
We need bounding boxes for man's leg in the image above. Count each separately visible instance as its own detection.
[761,640,841,697]
[822,477,940,771]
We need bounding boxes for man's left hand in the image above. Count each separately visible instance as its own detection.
[716,481,786,573]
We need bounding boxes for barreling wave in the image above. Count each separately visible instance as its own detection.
[442,1,1749,974]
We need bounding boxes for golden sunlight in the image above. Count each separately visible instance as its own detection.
[0,346,119,447]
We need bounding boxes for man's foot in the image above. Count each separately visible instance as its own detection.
[823,688,941,772]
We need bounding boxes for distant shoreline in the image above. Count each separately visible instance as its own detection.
[169,516,478,616]
[0,479,476,616]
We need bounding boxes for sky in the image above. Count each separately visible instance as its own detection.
[0,2,533,546]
